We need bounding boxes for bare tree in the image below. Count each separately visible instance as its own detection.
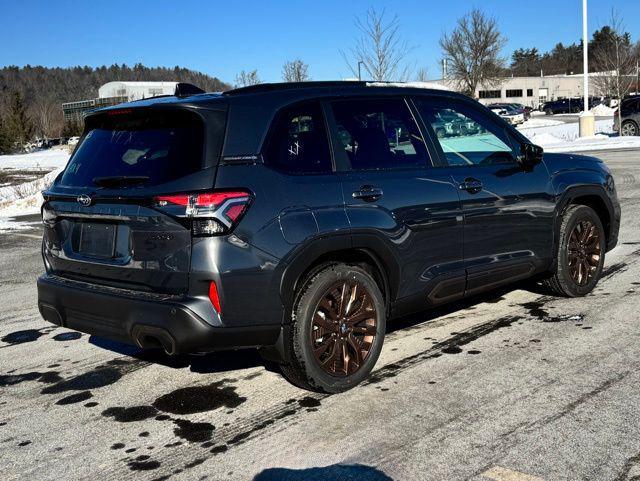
[34,96,61,138]
[341,7,413,82]
[282,58,310,82]
[415,67,429,82]
[591,10,639,130]
[234,70,261,88]
[440,8,506,97]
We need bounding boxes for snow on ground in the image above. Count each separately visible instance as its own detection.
[518,118,564,129]
[518,118,640,152]
[0,147,70,170]
[592,104,616,116]
[0,150,70,230]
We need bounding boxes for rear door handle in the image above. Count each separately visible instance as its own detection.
[352,185,384,202]
[459,178,483,193]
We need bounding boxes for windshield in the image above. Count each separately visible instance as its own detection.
[59,110,205,188]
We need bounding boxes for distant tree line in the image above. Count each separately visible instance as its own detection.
[0,63,231,153]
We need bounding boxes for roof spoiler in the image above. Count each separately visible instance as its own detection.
[175,82,206,97]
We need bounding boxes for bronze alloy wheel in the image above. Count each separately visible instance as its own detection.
[567,219,601,286]
[310,281,377,377]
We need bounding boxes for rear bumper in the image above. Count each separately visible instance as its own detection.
[37,274,280,354]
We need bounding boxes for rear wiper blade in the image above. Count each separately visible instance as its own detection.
[92,176,150,188]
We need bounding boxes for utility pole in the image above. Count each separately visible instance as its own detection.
[579,0,595,137]
[357,61,364,81]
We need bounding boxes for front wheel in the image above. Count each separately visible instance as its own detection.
[621,120,638,137]
[281,264,386,393]
[542,205,605,297]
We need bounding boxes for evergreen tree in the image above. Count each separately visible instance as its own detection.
[0,115,11,154]
[5,90,34,148]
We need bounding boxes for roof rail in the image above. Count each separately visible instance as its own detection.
[223,80,367,96]
[175,82,206,97]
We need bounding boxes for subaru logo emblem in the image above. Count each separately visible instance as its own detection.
[77,194,92,207]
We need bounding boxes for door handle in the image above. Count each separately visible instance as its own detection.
[352,185,384,202]
[459,178,483,193]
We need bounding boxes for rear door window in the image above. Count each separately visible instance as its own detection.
[263,102,332,174]
[59,110,207,188]
[330,98,429,170]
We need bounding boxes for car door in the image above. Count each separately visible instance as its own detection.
[324,97,465,310]
[413,96,556,296]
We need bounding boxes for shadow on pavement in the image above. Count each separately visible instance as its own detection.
[253,464,394,481]
[88,279,548,376]
[88,335,280,374]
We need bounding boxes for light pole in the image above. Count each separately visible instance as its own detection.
[357,61,365,81]
[579,0,595,137]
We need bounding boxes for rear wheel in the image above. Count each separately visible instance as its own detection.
[281,264,386,393]
[621,120,638,137]
[543,205,605,297]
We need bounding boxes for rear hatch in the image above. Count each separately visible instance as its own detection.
[42,105,227,295]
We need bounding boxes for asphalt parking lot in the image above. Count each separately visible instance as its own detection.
[1,149,640,481]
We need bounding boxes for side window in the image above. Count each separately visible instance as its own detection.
[330,98,429,170]
[415,99,516,167]
[264,102,332,174]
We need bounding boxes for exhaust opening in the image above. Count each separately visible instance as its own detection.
[131,325,177,355]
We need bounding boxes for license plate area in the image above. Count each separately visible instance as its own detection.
[78,222,117,258]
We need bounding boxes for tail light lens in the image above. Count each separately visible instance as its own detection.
[154,190,251,236]
[208,280,222,314]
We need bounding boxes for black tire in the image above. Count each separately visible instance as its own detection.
[542,205,606,297]
[545,108,553,116]
[621,120,638,137]
[280,263,386,393]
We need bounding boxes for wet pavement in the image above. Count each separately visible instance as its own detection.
[1,149,640,481]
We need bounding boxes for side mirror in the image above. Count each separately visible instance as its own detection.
[518,143,543,169]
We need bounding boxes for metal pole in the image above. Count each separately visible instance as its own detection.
[579,0,595,136]
[582,0,589,112]
[358,61,363,81]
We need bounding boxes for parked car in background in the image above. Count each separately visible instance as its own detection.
[487,103,525,125]
[541,99,581,115]
[613,95,640,136]
[542,98,601,115]
[507,103,532,121]
[38,81,620,392]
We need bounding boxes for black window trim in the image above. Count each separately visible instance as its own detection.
[325,95,435,173]
[260,99,337,176]
[411,94,521,170]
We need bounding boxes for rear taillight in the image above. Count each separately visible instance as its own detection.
[154,190,251,236]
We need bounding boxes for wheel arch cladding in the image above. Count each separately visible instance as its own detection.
[281,246,394,321]
[556,185,614,248]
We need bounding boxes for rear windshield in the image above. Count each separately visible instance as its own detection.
[59,110,205,188]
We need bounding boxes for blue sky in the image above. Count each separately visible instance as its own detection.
[2,0,639,84]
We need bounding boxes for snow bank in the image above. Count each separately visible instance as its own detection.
[0,167,63,216]
[591,104,616,116]
[521,118,640,152]
[0,150,70,220]
[521,119,614,143]
[0,148,70,170]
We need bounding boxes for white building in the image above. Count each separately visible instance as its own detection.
[98,81,179,101]
[421,73,612,109]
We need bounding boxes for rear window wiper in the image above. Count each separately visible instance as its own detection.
[92,176,150,188]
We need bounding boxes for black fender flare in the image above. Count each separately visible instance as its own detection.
[552,184,616,256]
[277,232,401,323]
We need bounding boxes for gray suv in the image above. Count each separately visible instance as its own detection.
[614,95,640,136]
[38,81,620,393]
